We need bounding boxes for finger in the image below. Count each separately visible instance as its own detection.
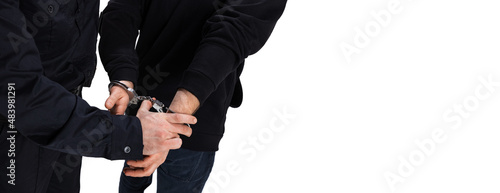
[158,131,180,140]
[162,137,183,150]
[123,158,159,178]
[104,93,119,110]
[127,156,154,168]
[142,165,157,177]
[164,123,192,137]
[125,165,138,170]
[161,114,195,137]
[165,113,197,125]
[138,100,153,113]
[123,167,153,177]
[114,98,129,115]
[109,106,117,115]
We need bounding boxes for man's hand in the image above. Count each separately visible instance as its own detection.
[123,150,169,177]
[105,80,133,115]
[126,101,196,177]
[137,100,196,155]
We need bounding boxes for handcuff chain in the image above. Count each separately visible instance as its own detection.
[108,81,174,113]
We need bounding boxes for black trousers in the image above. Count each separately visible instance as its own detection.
[0,86,83,193]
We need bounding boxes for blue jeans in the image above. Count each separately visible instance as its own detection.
[119,148,216,193]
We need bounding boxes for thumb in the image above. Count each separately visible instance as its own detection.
[138,100,153,113]
[105,92,120,110]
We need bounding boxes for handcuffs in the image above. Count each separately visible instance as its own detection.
[108,80,190,127]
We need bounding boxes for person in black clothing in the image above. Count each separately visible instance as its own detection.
[99,0,287,192]
[0,1,195,193]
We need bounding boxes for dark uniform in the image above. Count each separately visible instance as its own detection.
[0,0,144,192]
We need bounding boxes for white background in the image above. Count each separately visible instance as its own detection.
[81,0,500,193]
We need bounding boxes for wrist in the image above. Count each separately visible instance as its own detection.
[119,80,134,89]
[169,88,200,115]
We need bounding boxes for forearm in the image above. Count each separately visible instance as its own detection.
[0,0,143,160]
[169,88,200,115]
[99,0,143,85]
[178,0,288,106]
[53,101,144,160]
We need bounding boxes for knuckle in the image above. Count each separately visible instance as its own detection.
[159,131,168,139]
[164,132,175,138]
[172,114,182,122]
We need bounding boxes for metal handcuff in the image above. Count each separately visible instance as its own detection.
[108,80,190,127]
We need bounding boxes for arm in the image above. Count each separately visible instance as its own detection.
[99,0,143,115]
[99,0,143,87]
[0,0,142,160]
[98,0,196,177]
[0,0,193,162]
[178,0,288,106]
[169,88,200,115]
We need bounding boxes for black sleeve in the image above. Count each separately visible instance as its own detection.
[0,0,143,160]
[178,0,288,105]
[99,0,144,86]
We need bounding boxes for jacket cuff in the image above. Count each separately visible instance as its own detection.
[178,44,236,106]
[178,69,215,106]
[108,115,143,160]
[108,67,138,87]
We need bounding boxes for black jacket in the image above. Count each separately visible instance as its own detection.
[99,0,287,151]
[0,0,143,160]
